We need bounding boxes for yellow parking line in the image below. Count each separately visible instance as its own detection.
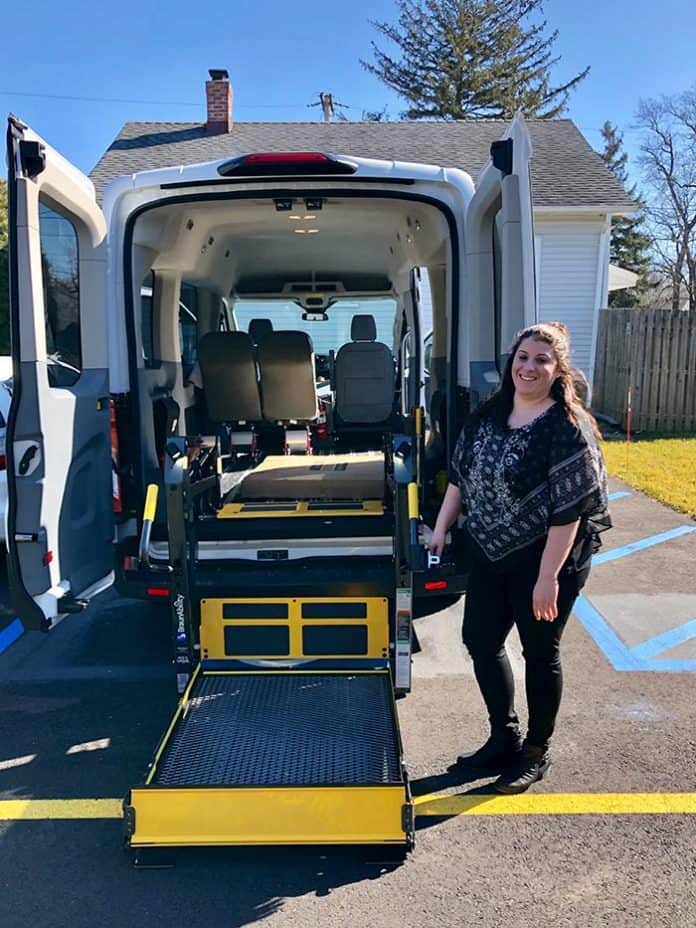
[0,799,122,820]
[414,792,696,816]
[1,794,695,821]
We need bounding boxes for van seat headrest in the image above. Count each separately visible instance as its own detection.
[249,318,274,344]
[351,314,377,342]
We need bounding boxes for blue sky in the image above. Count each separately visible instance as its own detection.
[2,0,695,185]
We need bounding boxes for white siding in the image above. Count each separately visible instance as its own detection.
[534,216,605,381]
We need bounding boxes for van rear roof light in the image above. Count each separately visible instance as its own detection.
[218,152,357,177]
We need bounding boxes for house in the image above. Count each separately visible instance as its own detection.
[90,70,636,387]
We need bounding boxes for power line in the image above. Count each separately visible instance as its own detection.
[0,89,327,109]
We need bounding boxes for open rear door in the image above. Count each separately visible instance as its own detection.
[463,112,536,402]
[6,116,113,630]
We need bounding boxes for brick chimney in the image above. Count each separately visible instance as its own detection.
[206,69,232,135]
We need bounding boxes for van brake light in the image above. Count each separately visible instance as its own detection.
[424,580,448,591]
[218,152,357,178]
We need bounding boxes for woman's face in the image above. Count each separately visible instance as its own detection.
[511,337,559,401]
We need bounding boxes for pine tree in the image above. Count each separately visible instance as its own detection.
[600,122,652,308]
[361,0,589,119]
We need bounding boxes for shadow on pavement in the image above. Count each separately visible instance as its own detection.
[0,822,405,928]
[410,768,501,832]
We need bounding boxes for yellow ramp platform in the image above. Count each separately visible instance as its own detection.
[125,669,412,849]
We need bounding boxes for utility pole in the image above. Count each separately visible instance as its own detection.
[320,92,334,123]
[307,92,350,123]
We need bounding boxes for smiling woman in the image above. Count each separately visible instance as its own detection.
[429,321,611,795]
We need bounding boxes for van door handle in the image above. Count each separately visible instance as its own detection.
[18,445,38,476]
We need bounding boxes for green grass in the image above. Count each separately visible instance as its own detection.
[602,435,696,518]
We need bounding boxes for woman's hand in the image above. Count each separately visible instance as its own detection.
[532,574,559,622]
[427,484,462,558]
[428,527,447,557]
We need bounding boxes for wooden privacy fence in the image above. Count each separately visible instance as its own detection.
[593,308,696,434]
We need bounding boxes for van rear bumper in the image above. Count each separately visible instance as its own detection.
[115,540,469,604]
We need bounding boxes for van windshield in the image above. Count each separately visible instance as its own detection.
[233,298,398,355]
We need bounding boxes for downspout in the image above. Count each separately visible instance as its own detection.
[587,213,612,402]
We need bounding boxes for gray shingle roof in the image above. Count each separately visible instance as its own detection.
[90,119,636,213]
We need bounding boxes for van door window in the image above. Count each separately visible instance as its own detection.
[179,283,199,381]
[140,271,157,368]
[39,199,82,387]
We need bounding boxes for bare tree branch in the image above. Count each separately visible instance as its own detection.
[637,88,696,310]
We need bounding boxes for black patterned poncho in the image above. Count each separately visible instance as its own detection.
[448,403,612,574]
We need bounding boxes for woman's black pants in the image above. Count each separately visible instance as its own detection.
[462,561,589,752]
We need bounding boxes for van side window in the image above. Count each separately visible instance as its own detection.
[39,199,82,387]
[140,271,157,368]
[179,283,199,381]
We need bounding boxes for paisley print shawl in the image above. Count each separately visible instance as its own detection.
[449,403,611,569]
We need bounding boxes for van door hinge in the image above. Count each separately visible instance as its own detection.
[59,593,89,614]
[491,138,513,177]
[19,140,46,179]
[401,803,415,835]
[123,803,136,839]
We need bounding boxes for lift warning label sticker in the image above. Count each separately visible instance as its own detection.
[395,587,412,692]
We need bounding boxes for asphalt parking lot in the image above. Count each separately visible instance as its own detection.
[1,475,695,928]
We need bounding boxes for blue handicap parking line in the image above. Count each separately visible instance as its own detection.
[608,491,632,501]
[594,525,696,566]
[573,596,646,671]
[631,619,696,661]
[577,523,696,672]
[0,618,24,656]
[574,598,696,673]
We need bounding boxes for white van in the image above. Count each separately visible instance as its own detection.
[5,113,535,633]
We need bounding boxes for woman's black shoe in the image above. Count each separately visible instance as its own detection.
[493,746,550,794]
[451,733,523,772]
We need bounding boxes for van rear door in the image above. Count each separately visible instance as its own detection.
[464,113,536,401]
[6,117,113,630]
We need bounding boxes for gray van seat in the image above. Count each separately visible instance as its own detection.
[198,331,262,423]
[334,315,396,423]
[258,331,318,422]
[248,318,273,345]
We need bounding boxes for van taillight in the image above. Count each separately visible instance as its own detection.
[0,454,5,471]
[424,580,448,591]
[110,399,122,514]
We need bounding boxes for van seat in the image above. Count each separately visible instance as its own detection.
[198,331,262,423]
[334,315,396,425]
[258,331,318,422]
